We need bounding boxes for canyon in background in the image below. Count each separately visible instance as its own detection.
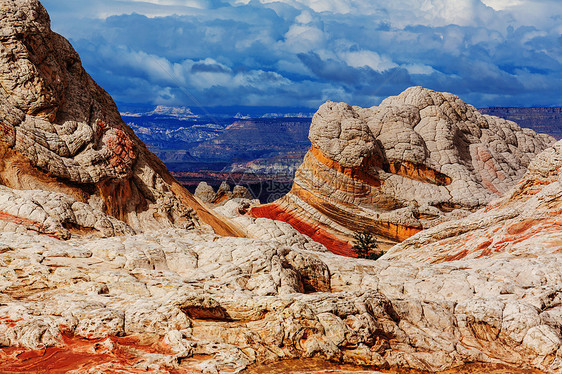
[0,1,561,373]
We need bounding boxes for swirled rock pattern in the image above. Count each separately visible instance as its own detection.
[0,0,243,238]
[1,2,561,374]
[383,139,562,263]
[251,87,554,254]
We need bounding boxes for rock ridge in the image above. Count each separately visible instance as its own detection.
[382,138,562,263]
[0,0,244,238]
[251,86,555,254]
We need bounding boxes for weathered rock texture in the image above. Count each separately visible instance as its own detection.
[1,2,562,374]
[0,0,244,238]
[383,139,562,263]
[251,87,555,254]
[1,141,560,373]
[0,185,134,239]
[195,181,254,205]
[1,223,561,373]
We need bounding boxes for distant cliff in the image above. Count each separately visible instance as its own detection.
[480,107,562,139]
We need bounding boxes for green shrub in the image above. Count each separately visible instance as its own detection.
[352,230,382,260]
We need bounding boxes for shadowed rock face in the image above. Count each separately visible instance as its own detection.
[0,0,244,238]
[251,87,555,254]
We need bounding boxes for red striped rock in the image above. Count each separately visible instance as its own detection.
[252,87,555,252]
[383,139,562,263]
[1,3,562,374]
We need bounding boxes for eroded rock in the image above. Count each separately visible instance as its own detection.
[0,0,244,238]
[250,87,555,254]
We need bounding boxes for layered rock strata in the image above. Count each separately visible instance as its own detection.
[383,139,562,263]
[251,87,554,254]
[1,2,562,373]
[0,0,244,238]
[2,138,560,373]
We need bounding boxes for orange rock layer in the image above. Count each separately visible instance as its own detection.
[250,203,356,257]
[432,217,562,263]
[250,145,426,255]
[289,184,421,242]
[0,333,187,374]
[309,145,383,188]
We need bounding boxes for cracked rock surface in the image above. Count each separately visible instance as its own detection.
[0,0,243,238]
[0,1,561,374]
[383,139,562,263]
[0,225,561,373]
[251,87,554,254]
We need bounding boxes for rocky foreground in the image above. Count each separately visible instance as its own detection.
[0,1,562,373]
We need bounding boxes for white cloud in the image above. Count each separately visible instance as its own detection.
[282,24,326,53]
[481,0,525,10]
[295,10,314,24]
[403,64,437,75]
[340,50,398,72]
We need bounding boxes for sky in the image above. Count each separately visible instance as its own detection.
[41,0,562,109]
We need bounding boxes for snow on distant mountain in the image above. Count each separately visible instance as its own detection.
[150,105,199,118]
[125,122,224,148]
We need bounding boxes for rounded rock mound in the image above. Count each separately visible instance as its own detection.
[251,86,555,255]
[0,0,244,238]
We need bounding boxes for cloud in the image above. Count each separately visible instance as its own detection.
[340,50,398,72]
[40,0,562,108]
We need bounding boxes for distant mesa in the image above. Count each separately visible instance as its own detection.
[0,0,244,238]
[251,86,555,255]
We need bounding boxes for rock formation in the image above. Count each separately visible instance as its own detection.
[383,138,562,263]
[251,87,555,255]
[1,2,562,374]
[1,202,561,373]
[0,0,244,238]
[194,181,253,205]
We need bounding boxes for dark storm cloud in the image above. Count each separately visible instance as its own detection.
[41,0,562,108]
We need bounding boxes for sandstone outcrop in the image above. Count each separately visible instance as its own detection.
[1,223,561,373]
[383,139,562,263]
[1,2,562,374]
[0,0,244,238]
[194,181,254,205]
[251,87,555,254]
[0,185,134,239]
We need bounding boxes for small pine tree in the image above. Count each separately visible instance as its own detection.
[352,230,382,260]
